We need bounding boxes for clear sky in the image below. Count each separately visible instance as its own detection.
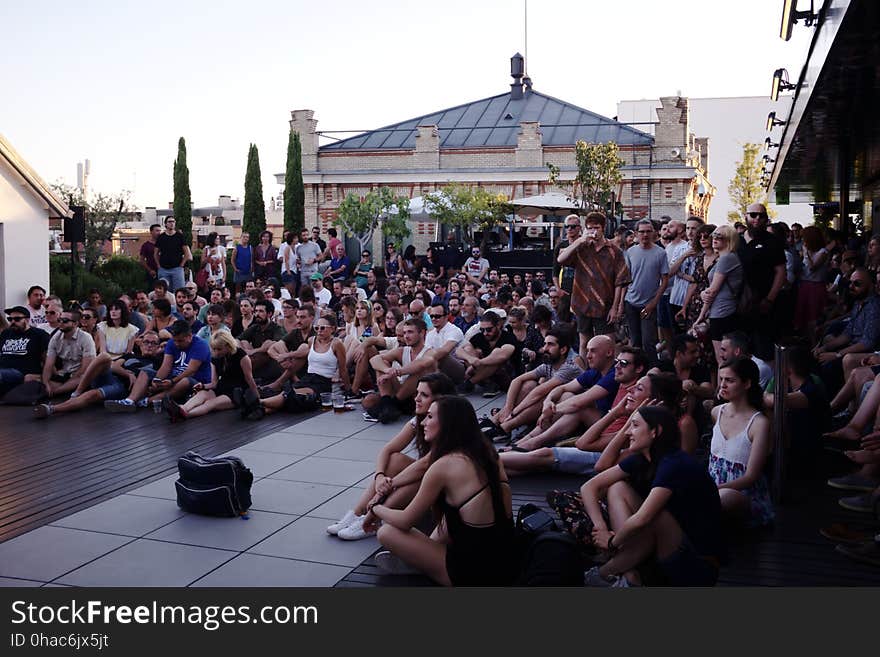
[1,0,812,209]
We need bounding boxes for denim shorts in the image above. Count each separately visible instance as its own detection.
[91,370,128,400]
[551,447,601,475]
[0,368,24,385]
[657,296,673,329]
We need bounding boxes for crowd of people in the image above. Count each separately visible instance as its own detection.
[2,202,879,584]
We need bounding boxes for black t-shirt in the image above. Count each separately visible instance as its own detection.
[619,450,724,560]
[155,231,186,269]
[469,329,521,366]
[239,322,284,348]
[0,327,49,375]
[282,328,314,351]
[213,347,247,387]
[737,231,785,301]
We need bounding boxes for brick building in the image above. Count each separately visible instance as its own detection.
[275,55,714,257]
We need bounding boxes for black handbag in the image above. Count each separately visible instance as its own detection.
[175,451,253,517]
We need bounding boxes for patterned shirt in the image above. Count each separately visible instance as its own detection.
[568,240,630,319]
[845,295,880,351]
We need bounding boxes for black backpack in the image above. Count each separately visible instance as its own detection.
[175,451,254,517]
[515,503,585,586]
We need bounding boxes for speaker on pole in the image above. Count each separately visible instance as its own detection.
[64,205,86,243]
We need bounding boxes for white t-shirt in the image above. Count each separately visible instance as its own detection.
[27,305,50,333]
[314,286,332,307]
[463,257,489,281]
[425,322,464,351]
[278,242,297,274]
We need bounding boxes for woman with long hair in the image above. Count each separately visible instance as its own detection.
[581,405,724,587]
[384,243,400,279]
[708,357,774,527]
[345,299,379,363]
[96,299,138,358]
[694,224,742,365]
[794,226,829,344]
[328,373,456,541]
[253,230,279,282]
[370,396,516,585]
[400,244,418,277]
[165,331,259,421]
[203,232,226,289]
[196,303,231,342]
[372,299,388,335]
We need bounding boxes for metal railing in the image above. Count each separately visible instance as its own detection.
[772,344,788,504]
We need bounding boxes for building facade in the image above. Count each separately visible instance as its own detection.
[275,57,714,256]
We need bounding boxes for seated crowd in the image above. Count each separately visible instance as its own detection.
[2,208,879,585]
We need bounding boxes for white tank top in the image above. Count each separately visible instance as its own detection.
[400,343,429,382]
[710,404,761,466]
[308,339,338,379]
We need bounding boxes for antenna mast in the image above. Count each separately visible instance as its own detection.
[524,0,528,75]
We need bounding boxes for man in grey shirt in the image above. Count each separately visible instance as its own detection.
[623,220,669,361]
[295,228,323,288]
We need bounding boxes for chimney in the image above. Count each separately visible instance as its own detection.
[510,53,524,100]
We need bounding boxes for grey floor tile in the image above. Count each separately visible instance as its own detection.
[125,474,179,501]
[51,495,185,537]
[248,516,380,567]
[278,416,360,437]
[192,553,350,587]
[56,539,235,587]
[0,526,131,581]
[268,457,372,486]
[145,510,297,551]
[238,432,341,456]
[42,583,73,587]
[308,487,368,521]
[249,478,345,515]
[219,448,305,478]
[348,423,409,442]
[313,438,385,462]
[0,576,46,587]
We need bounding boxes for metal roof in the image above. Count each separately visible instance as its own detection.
[320,89,654,151]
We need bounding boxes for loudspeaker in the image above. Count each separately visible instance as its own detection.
[64,206,86,243]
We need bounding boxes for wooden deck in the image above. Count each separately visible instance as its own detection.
[1,402,878,586]
[0,404,314,544]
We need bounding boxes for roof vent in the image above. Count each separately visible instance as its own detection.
[510,53,524,100]
[504,113,513,120]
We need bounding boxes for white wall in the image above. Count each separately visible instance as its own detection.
[617,96,813,225]
[0,163,51,309]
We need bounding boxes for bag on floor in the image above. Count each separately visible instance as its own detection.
[0,380,46,405]
[515,503,585,586]
[175,451,253,517]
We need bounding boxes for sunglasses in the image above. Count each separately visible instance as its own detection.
[429,313,445,319]
[747,212,766,218]
[565,224,580,230]
[59,318,75,324]
[316,324,333,330]
[479,326,496,334]
[850,281,865,288]
[362,253,370,257]
[81,315,95,320]
[614,358,631,368]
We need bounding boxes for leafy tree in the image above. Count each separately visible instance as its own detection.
[425,183,512,249]
[284,130,305,235]
[335,187,411,257]
[173,137,193,245]
[50,181,137,273]
[242,143,266,244]
[548,140,624,213]
[727,143,776,223]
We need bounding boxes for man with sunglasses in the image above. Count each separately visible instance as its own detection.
[40,308,96,399]
[737,203,786,361]
[456,310,520,396]
[0,306,49,398]
[463,246,490,287]
[425,302,465,383]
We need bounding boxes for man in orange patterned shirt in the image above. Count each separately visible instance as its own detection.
[557,212,630,366]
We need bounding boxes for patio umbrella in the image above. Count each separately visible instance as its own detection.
[511,192,582,216]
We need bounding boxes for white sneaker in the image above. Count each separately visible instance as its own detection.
[337,515,376,540]
[326,510,358,536]
[374,550,420,575]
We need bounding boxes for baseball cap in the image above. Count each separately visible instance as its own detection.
[4,305,29,317]
[310,272,324,281]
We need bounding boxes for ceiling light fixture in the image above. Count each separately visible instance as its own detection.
[771,68,797,101]
[780,0,818,41]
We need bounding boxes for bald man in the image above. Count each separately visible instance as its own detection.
[509,335,618,450]
[738,202,786,361]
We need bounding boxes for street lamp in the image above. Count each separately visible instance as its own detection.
[771,68,797,101]
[780,0,817,41]
[766,111,786,131]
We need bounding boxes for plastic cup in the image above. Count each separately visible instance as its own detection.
[320,392,332,411]
[152,399,163,414]
[332,394,345,413]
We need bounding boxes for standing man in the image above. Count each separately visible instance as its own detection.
[297,228,323,289]
[139,223,162,288]
[232,232,254,293]
[557,212,629,366]
[553,213,582,322]
[737,202,786,362]
[622,219,669,361]
[312,226,327,253]
[463,246,490,287]
[278,231,299,297]
[154,217,191,294]
[658,219,689,346]
[25,285,49,333]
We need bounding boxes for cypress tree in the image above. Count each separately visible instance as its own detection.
[284,130,305,234]
[242,143,266,245]
[173,137,193,245]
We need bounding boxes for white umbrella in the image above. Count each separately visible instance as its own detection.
[511,192,582,216]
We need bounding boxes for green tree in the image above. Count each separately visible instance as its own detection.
[173,137,193,245]
[335,187,411,257]
[425,183,512,249]
[50,181,137,273]
[242,143,266,244]
[548,140,624,213]
[727,143,776,223]
[284,130,305,235]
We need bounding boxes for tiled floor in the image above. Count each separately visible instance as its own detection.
[0,393,502,587]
